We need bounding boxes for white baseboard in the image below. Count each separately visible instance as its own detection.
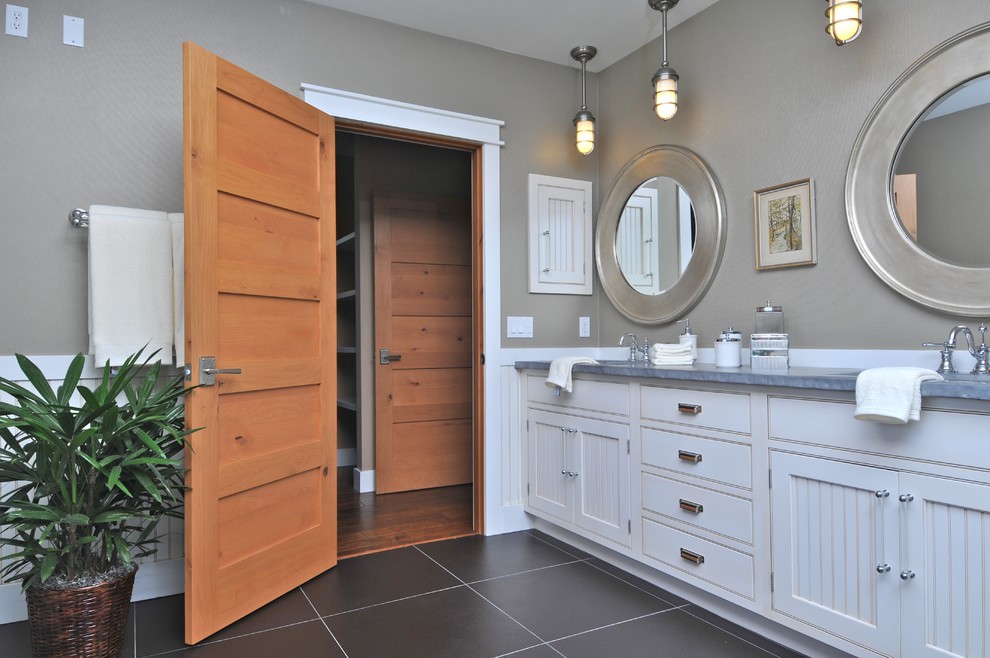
[353,467,375,493]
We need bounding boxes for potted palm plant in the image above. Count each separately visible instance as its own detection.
[0,349,193,657]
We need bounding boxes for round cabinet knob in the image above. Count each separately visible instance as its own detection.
[876,564,891,574]
[900,570,916,580]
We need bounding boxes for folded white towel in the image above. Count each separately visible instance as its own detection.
[546,357,598,393]
[650,355,694,366]
[88,205,174,367]
[854,367,943,424]
[650,342,692,356]
[169,213,185,366]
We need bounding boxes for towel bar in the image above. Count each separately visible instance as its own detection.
[69,208,90,228]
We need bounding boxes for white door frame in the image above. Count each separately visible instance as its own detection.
[301,84,522,535]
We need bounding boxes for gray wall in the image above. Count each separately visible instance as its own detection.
[4,0,990,356]
[596,0,990,350]
[0,0,595,354]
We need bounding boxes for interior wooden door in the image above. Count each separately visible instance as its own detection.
[182,42,337,644]
[374,194,473,494]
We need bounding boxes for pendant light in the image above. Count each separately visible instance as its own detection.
[649,0,679,121]
[571,46,597,155]
[826,0,862,46]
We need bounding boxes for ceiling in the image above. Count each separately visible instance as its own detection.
[300,0,720,73]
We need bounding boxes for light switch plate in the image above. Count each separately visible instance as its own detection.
[63,15,84,47]
[507,316,534,339]
[579,316,591,338]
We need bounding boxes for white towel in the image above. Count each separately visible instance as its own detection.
[649,342,694,366]
[546,357,598,393]
[650,342,692,356]
[88,205,174,367]
[650,355,695,366]
[169,213,185,366]
[854,367,943,424]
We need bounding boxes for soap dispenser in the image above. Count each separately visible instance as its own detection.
[677,318,698,361]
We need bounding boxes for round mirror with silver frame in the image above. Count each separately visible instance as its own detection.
[846,21,990,316]
[596,144,726,324]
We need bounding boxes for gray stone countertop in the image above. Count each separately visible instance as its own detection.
[514,360,990,402]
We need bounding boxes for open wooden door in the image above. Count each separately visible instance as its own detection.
[182,42,337,644]
[374,194,473,494]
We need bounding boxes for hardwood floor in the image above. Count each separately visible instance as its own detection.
[337,467,474,558]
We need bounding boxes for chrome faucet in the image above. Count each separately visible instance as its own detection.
[923,323,990,374]
[619,332,638,362]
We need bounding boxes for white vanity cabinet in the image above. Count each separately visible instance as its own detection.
[524,375,632,548]
[519,366,990,658]
[638,384,758,603]
[768,395,990,658]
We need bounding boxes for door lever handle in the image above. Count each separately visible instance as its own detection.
[379,349,403,365]
[199,356,241,386]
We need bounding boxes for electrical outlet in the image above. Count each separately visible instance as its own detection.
[5,4,28,38]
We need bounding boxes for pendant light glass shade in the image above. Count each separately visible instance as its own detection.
[649,0,680,121]
[826,0,862,45]
[574,110,595,155]
[571,46,597,155]
[653,66,679,121]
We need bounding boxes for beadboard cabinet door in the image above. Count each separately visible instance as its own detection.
[527,409,631,547]
[900,473,990,658]
[770,451,901,657]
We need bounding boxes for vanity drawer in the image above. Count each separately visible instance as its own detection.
[641,473,753,544]
[527,374,630,417]
[769,396,990,470]
[641,385,751,434]
[642,427,752,489]
[642,517,755,600]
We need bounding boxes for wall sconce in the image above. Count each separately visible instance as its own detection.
[571,45,597,155]
[826,0,862,46]
[649,0,679,121]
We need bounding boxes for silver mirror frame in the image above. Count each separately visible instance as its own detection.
[846,21,990,316]
[596,144,726,324]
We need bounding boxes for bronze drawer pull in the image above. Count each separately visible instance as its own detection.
[680,548,705,565]
[678,450,703,463]
[679,499,704,514]
[678,403,702,415]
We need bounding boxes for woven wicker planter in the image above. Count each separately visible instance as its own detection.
[25,565,137,658]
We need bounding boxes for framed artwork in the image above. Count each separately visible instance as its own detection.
[754,178,817,270]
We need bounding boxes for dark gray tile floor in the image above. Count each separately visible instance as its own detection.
[0,530,808,657]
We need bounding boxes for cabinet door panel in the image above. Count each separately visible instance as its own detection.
[901,474,990,658]
[574,416,630,546]
[527,409,572,521]
[770,451,900,656]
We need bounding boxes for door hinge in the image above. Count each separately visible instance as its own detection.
[480,353,485,365]
[770,572,775,592]
[526,419,530,431]
[768,468,772,489]
[628,519,632,534]
[627,439,630,455]
[527,482,530,496]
